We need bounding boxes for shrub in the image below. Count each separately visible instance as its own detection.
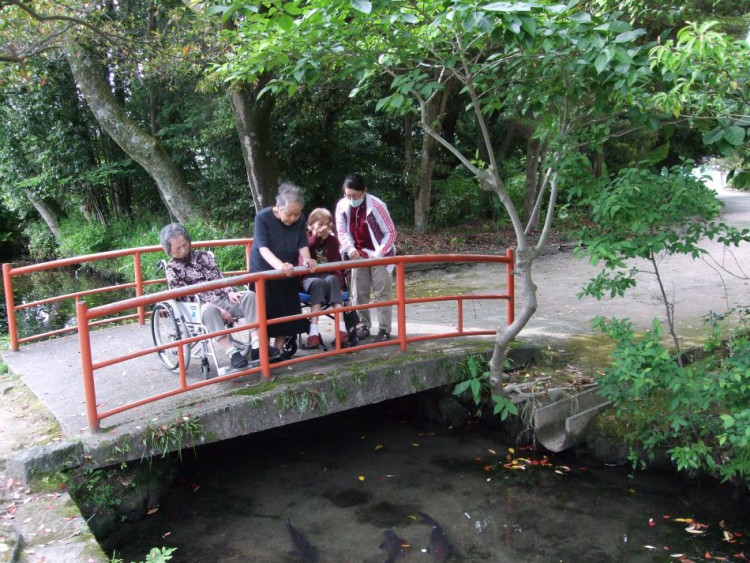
[595,313,750,485]
[23,221,57,261]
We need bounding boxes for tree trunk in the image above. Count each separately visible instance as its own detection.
[415,83,451,234]
[25,191,64,240]
[64,40,199,223]
[227,81,279,213]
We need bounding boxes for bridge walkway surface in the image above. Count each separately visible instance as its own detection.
[6,179,750,476]
[2,257,517,477]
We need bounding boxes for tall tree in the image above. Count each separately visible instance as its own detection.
[214,0,654,386]
[64,39,199,223]
[0,0,203,224]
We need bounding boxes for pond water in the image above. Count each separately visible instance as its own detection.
[106,395,749,562]
[0,268,133,340]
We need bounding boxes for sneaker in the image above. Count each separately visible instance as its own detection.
[305,334,322,349]
[230,351,249,369]
[250,346,282,362]
[356,325,370,340]
[376,329,391,342]
[337,331,349,346]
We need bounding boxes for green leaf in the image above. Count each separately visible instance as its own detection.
[485,2,532,12]
[277,14,295,31]
[614,29,645,44]
[453,380,472,395]
[702,126,725,145]
[350,0,372,14]
[570,12,591,23]
[723,125,746,146]
[594,50,612,74]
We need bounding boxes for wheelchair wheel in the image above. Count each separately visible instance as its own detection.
[152,303,192,371]
[283,335,298,358]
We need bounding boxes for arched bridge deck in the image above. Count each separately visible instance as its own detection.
[2,246,514,479]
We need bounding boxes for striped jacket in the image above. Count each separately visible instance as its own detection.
[335,193,397,259]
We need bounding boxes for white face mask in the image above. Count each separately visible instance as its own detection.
[349,197,364,208]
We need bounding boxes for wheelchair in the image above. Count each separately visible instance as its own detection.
[151,296,255,380]
[293,288,359,352]
[151,258,257,379]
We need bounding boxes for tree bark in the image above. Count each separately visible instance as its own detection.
[25,191,64,240]
[64,40,199,223]
[415,82,452,234]
[227,82,280,212]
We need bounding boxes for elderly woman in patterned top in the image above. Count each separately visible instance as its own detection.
[159,223,280,370]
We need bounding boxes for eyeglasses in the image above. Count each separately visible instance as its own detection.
[343,190,364,200]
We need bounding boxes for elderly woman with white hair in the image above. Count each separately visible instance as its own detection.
[159,223,280,371]
[250,183,317,351]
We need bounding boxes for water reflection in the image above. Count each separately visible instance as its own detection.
[0,268,134,339]
[106,396,749,562]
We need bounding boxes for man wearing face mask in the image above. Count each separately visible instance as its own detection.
[335,172,397,343]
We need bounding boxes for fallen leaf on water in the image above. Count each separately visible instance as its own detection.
[644,545,658,550]
[411,443,420,447]
[675,518,694,523]
[374,444,384,451]
[649,518,656,527]
[686,526,707,534]
[146,507,159,515]
[671,554,686,558]
[488,449,496,454]
[358,476,365,481]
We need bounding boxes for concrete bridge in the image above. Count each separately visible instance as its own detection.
[2,252,516,483]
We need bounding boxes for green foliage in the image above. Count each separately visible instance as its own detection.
[578,163,749,299]
[648,21,750,193]
[430,167,511,227]
[52,213,249,284]
[23,221,58,261]
[141,413,202,462]
[594,314,750,483]
[65,465,122,516]
[453,355,518,421]
[278,389,328,413]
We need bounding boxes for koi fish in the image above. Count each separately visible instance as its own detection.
[419,512,452,562]
[286,518,319,562]
[380,529,409,562]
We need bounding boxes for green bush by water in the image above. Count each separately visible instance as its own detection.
[595,310,750,486]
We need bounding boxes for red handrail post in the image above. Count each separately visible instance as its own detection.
[76,300,100,433]
[396,261,407,352]
[2,263,19,351]
[507,248,515,326]
[134,252,146,325]
[255,279,271,380]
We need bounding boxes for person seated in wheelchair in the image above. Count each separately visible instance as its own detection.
[300,208,350,349]
[159,223,281,370]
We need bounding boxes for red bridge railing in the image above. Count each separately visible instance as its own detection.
[2,239,253,350]
[3,244,514,432]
